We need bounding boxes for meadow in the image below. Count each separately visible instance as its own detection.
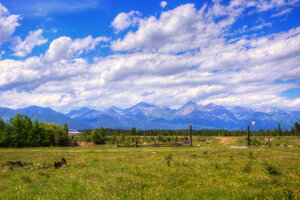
[0,136,299,200]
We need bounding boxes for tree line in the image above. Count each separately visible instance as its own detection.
[0,114,70,147]
[82,123,300,137]
[0,114,299,147]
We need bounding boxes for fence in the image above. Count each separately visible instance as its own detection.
[117,125,193,147]
[116,139,190,147]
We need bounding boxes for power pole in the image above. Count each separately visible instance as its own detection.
[189,124,192,146]
[247,125,250,146]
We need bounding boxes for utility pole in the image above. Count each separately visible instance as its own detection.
[189,124,192,146]
[247,125,250,146]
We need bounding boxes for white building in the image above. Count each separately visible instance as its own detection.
[68,129,82,135]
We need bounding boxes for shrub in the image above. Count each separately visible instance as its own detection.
[165,154,173,167]
[157,136,165,142]
[264,162,280,175]
[182,136,188,140]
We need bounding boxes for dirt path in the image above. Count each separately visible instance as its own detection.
[213,137,241,146]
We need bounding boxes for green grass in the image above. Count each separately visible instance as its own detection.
[0,136,299,200]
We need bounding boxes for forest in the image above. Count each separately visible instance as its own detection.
[82,122,300,137]
[0,114,70,147]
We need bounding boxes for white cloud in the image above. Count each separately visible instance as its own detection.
[1,1,300,112]
[255,0,298,12]
[250,22,272,30]
[13,29,48,57]
[271,8,293,17]
[160,1,167,8]
[111,11,141,33]
[0,35,109,93]
[111,4,225,53]
[0,3,20,45]
[44,35,109,62]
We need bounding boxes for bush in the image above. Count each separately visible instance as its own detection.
[157,136,165,142]
[165,154,173,167]
[264,162,280,175]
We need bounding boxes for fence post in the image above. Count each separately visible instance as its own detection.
[154,139,156,147]
[116,139,119,147]
[189,124,192,146]
[247,125,250,146]
[268,138,271,148]
[174,139,176,147]
[135,138,137,147]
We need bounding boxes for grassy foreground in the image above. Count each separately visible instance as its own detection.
[0,137,299,200]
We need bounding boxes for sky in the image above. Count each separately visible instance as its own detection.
[0,0,300,112]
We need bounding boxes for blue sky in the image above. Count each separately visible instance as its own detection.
[0,0,300,111]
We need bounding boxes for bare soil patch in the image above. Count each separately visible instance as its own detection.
[213,137,241,146]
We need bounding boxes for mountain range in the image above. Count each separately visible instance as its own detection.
[1,102,299,130]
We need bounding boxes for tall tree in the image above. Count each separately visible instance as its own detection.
[294,122,300,136]
[24,116,33,146]
[130,127,137,136]
[64,123,69,136]
[278,124,282,136]
[31,120,41,147]
[10,114,25,147]
[291,127,295,136]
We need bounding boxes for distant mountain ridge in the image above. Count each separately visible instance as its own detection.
[1,102,299,130]
[0,106,91,130]
[65,102,300,130]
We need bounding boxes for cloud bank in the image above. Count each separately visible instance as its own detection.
[0,0,300,112]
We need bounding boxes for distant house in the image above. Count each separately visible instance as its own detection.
[68,129,82,135]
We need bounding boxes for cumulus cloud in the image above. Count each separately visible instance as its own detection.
[0,3,20,45]
[0,35,109,93]
[160,1,167,8]
[111,11,141,33]
[13,29,48,57]
[44,35,109,62]
[110,3,240,53]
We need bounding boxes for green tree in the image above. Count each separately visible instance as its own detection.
[130,127,137,136]
[24,116,33,146]
[31,120,41,146]
[291,127,295,135]
[10,114,26,147]
[92,127,106,144]
[91,129,98,143]
[64,123,69,135]
[0,117,5,131]
[278,124,282,136]
[294,122,300,136]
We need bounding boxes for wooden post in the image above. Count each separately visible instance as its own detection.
[189,124,192,146]
[247,125,250,146]
[154,139,156,147]
[116,139,119,147]
[135,138,137,147]
[174,139,176,147]
[268,138,271,148]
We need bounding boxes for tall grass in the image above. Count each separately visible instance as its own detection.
[0,136,299,199]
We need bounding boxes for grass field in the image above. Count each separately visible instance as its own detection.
[0,136,299,200]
